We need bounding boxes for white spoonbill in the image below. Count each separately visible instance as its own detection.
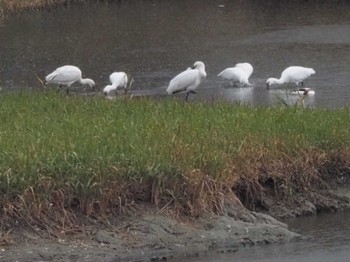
[45,65,95,94]
[218,62,253,87]
[266,66,315,89]
[166,61,207,101]
[103,72,128,96]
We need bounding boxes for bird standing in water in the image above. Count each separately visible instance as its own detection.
[45,65,95,94]
[103,72,128,96]
[266,66,315,89]
[218,62,254,87]
[166,61,207,101]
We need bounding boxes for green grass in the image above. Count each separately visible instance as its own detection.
[1,91,350,225]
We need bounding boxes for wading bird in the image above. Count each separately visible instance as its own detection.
[218,62,253,87]
[266,66,315,89]
[103,72,128,96]
[45,65,95,94]
[166,61,207,101]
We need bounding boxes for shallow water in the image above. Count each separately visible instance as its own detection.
[173,211,350,262]
[1,0,350,107]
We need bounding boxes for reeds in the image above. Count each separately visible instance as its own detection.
[1,91,350,231]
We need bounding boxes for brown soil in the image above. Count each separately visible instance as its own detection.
[1,173,349,262]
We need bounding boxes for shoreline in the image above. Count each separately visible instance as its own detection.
[2,172,349,262]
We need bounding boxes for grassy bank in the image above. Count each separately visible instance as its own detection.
[1,91,350,230]
[0,0,84,19]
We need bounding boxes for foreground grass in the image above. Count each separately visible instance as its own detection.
[1,91,350,229]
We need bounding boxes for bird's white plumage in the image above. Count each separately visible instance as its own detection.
[218,62,253,86]
[103,72,128,95]
[266,66,315,88]
[45,65,95,91]
[235,63,254,79]
[166,61,206,101]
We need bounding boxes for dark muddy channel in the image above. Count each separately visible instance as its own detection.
[1,0,350,107]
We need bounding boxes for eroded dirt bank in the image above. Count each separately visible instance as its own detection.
[1,208,299,262]
[1,176,350,262]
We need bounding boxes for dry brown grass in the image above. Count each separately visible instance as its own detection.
[1,0,66,12]
[2,148,348,238]
[231,143,329,210]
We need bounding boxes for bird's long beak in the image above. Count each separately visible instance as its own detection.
[35,75,46,88]
[266,83,270,90]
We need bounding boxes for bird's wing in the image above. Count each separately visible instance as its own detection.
[218,68,234,78]
[235,63,253,78]
[167,69,199,94]
[110,72,127,88]
[218,68,243,82]
[46,67,81,83]
[283,67,314,82]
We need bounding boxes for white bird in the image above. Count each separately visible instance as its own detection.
[218,62,253,87]
[166,61,207,101]
[103,72,128,96]
[45,65,95,94]
[290,88,315,96]
[266,66,315,89]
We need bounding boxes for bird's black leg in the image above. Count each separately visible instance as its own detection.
[185,92,190,102]
[185,90,197,102]
[172,88,186,94]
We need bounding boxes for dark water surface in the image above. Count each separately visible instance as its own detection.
[1,0,350,107]
[173,211,350,262]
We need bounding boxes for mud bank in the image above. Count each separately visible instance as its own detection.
[1,211,299,262]
[2,183,350,262]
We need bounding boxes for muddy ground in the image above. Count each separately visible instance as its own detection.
[1,180,350,262]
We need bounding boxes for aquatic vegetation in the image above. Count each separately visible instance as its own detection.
[1,91,350,229]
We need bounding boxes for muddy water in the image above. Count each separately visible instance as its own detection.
[175,211,350,262]
[1,0,350,107]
